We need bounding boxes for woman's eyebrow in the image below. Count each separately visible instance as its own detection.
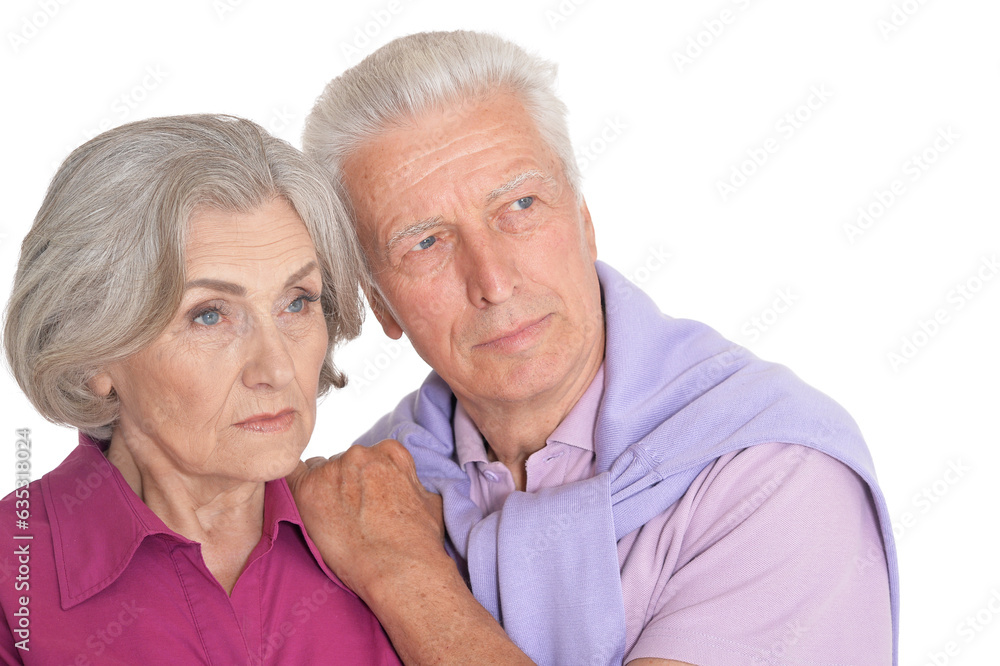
[183,278,246,296]
[282,261,319,289]
[183,261,318,295]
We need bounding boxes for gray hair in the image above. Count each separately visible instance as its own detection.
[3,114,365,439]
[303,31,581,270]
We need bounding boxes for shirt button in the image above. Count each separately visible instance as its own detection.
[483,471,499,482]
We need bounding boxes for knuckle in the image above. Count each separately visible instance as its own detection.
[339,444,368,468]
[371,439,412,469]
[384,439,412,463]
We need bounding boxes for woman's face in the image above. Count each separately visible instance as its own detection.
[102,197,329,484]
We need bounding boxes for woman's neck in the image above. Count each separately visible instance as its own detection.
[105,429,266,595]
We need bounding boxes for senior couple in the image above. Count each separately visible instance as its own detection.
[1,31,898,665]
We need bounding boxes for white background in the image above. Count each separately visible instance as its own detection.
[1,1,998,663]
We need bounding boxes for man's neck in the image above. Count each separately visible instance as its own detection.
[459,351,604,491]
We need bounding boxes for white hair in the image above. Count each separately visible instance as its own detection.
[4,114,365,439]
[302,31,582,218]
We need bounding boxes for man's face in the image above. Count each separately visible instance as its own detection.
[342,92,604,410]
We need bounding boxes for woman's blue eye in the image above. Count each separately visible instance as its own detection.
[286,294,319,313]
[512,196,534,211]
[194,310,220,326]
[412,236,437,252]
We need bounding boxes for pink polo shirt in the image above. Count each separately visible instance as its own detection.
[0,433,400,665]
[455,365,892,664]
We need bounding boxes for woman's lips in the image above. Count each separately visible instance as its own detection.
[235,409,295,433]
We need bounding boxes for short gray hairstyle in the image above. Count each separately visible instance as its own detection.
[3,114,365,439]
[302,31,581,229]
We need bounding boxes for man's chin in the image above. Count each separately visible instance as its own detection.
[457,359,570,406]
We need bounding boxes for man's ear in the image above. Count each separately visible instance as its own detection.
[88,371,114,397]
[580,197,598,262]
[366,289,404,340]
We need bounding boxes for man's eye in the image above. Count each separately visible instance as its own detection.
[411,236,437,251]
[510,196,534,211]
[193,310,221,326]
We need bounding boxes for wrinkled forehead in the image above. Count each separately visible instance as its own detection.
[368,93,535,155]
[344,93,558,204]
[182,199,318,281]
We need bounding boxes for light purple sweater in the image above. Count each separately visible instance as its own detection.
[355,261,899,665]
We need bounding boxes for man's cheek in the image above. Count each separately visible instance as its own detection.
[401,291,454,337]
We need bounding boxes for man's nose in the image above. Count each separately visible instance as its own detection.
[463,230,521,307]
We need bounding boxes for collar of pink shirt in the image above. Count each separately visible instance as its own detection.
[42,433,348,609]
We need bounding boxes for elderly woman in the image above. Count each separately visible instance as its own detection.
[0,115,400,664]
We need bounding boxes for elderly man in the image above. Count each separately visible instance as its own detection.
[291,31,898,665]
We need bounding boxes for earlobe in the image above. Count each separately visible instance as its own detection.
[88,372,114,397]
[580,198,598,262]
[366,291,404,340]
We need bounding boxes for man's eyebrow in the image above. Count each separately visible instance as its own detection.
[485,170,551,203]
[384,217,442,259]
[184,261,318,295]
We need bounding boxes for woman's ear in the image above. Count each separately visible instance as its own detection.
[88,371,114,397]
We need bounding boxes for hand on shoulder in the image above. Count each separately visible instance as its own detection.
[286,439,445,596]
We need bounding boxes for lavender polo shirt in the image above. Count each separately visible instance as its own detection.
[0,433,400,665]
[455,365,893,664]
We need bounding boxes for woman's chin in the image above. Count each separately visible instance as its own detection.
[228,419,313,482]
[251,450,307,483]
